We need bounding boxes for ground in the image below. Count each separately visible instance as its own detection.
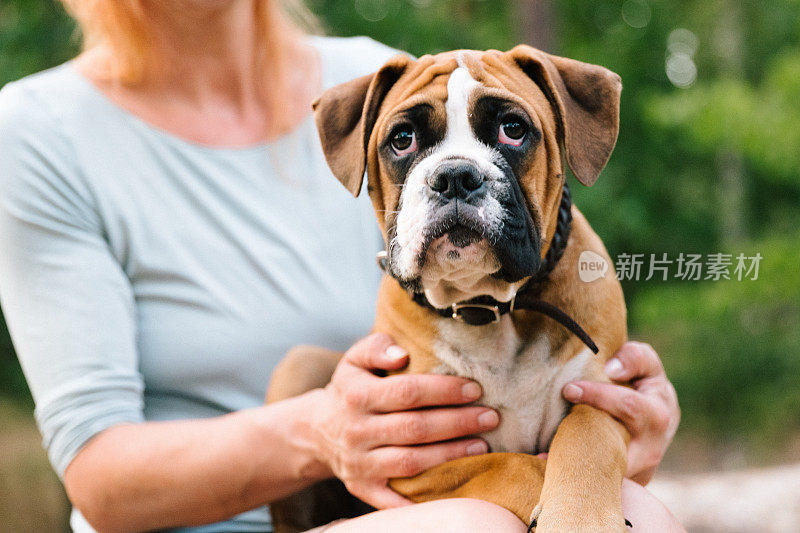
[0,402,70,532]
[649,463,800,532]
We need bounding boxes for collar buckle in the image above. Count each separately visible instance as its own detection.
[449,294,516,325]
[450,302,501,323]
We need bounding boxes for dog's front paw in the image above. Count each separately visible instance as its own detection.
[528,500,628,533]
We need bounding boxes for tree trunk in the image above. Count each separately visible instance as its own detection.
[714,2,748,245]
[515,0,556,52]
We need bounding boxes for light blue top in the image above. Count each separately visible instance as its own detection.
[0,36,398,532]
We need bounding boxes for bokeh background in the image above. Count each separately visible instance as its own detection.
[1,0,799,530]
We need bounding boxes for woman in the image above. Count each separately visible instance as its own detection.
[0,1,681,531]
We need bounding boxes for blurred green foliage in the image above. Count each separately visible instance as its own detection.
[634,233,800,451]
[649,51,800,185]
[1,0,799,460]
[0,0,77,86]
[308,0,518,53]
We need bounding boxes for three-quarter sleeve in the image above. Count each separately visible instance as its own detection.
[0,82,144,477]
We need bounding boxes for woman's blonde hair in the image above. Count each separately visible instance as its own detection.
[60,0,320,132]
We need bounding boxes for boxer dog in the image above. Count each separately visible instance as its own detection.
[268,45,628,532]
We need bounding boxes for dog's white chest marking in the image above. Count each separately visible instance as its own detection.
[433,319,593,454]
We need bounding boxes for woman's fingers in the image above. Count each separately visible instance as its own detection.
[563,380,651,433]
[605,342,665,383]
[349,481,413,510]
[371,438,490,479]
[338,333,485,414]
[343,438,490,509]
[366,374,484,413]
[341,333,410,373]
[324,333,501,507]
[365,407,499,446]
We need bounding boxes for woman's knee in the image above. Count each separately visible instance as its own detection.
[434,498,527,531]
[328,498,527,533]
[622,479,685,532]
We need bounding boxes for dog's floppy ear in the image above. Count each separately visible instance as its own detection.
[508,45,621,186]
[313,55,411,197]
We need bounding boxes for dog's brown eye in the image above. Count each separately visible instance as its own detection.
[502,122,525,138]
[391,126,417,155]
[499,118,527,146]
[390,127,417,155]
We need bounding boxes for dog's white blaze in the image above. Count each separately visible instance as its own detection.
[443,66,481,153]
[392,66,514,304]
[434,321,594,454]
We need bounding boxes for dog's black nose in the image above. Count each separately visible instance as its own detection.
[427,162,485,200]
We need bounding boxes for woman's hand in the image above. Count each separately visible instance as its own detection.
[310,333,500,509]
[562,341,680,485]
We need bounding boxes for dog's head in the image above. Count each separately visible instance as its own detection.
[314,46,621,308]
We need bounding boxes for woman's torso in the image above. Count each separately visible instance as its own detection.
[1,35,399,532]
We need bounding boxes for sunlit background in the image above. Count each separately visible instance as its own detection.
[1,0,799,531]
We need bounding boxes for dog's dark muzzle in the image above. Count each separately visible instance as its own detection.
[420,161,542,283]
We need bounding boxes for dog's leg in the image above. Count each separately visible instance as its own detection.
[266,345,343,404]
[267,346,374,533]
[532,404,629,533]
[390,452,546,524]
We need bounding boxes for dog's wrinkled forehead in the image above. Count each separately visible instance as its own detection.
[375,50,556,145]
[312,45,621,202]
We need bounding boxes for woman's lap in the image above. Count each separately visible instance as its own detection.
[307,482,684,533]
[621,479,685,532]
[317,498,526,533]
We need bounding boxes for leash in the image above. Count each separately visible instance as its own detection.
[378,180,599,355]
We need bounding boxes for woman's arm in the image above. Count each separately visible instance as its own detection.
[64,395,325,532]
[65,333,496,532]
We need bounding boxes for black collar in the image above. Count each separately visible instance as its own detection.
[411,290,598,355]
[380,180,599,355]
